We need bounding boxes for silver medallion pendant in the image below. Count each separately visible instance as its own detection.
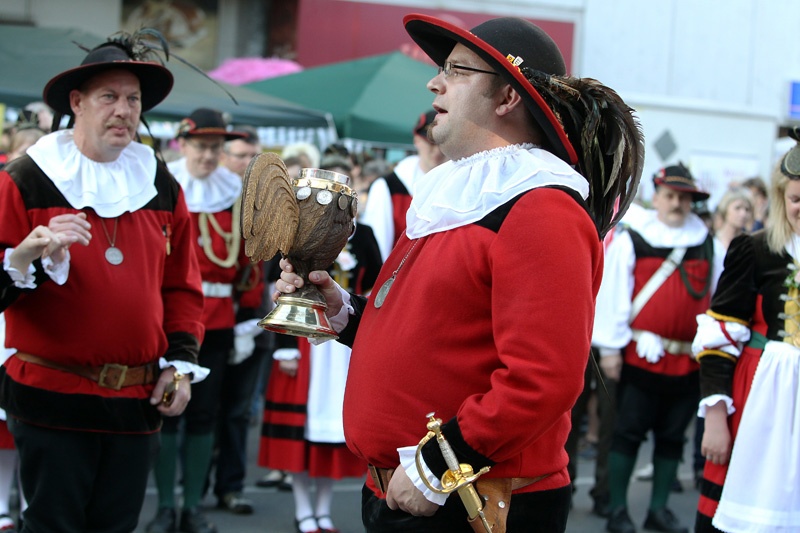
[105,246,124,265]
[373,276,395,308]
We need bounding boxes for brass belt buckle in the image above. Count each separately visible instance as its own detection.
[98,363,129,390]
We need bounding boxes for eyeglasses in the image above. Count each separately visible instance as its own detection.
[227,152,258,160]
[438,61,498,78]
[186,140,224,154]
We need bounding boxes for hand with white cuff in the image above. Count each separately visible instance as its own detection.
[635,331,665,363]
[598,348,623,381]
[385,465,439,517]
[151,366,191,416]
[701,400,732,465]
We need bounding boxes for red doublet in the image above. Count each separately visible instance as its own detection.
[343,188,602,494]
[0,156,204,433]
[190,209,262,330]
[624,231,712,376]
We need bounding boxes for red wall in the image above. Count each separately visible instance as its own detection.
[296,0,574,72]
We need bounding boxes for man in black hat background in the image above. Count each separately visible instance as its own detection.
[273,13,643,533]
[359,109,446,261]
[147,109,263,533]
[593,163,715,533]
[0,35,205,532]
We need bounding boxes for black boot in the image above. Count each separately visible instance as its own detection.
[179,507,218,533]
[643,508,688,533]
[606,506,636,533]
[145,507,177,533]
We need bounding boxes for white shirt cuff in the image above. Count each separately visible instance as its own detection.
[273,348,301,361]
[159,357,210,383]
[4,248,36,289]
[698,394,735,417]
[397,445,448,506]
[234,318,262,337]
[42,251,70,286]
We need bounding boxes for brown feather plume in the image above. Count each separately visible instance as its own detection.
[524,69,644,239]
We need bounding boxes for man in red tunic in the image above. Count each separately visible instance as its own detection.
[594,164,714,533]
[0,34,204,532]
[276,14,643,533]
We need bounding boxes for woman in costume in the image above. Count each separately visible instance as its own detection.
[693,130,800,532]
[258,215,382,533]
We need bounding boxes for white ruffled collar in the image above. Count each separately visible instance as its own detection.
[26,130,157,218]
[634,209,709,247]
[168,158,242,213]
[406,144,588,239]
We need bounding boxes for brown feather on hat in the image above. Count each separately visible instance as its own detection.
[43,29,174,116]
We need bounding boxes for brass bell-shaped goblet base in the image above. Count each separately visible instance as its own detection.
[257,295,338,340]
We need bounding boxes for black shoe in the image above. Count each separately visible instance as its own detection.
[145,508,177,533]
[217,492,254,515]
[643,508,688,533]
[278,473,293,491]
[179,507,217,533]
[592,497,611,518]
[606,506,636,533]
[670,477,683,493]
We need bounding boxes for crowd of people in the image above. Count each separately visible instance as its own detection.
[0,12,797,533]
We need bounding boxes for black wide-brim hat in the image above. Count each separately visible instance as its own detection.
[653,164,710,201]
[43,42,173,115]
[404,14,577,165]
[176,108,245,141]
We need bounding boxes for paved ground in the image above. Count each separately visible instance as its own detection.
[134,425,702,532]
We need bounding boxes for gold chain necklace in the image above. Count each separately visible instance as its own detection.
[198,199,241,268]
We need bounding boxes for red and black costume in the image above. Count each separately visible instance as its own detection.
[693,231,800,532]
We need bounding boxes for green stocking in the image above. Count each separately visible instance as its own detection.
[182,433,215,509]
[650,455,680,510]
[153,432,178,509]
[608,451,637,510]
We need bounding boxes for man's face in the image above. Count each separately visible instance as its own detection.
[70,69,141,162]
[179,135,225,179]
[221,139,260,177]
[425,43,501,160]
[652,186,693,227]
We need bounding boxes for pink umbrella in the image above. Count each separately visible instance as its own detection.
[207,57,303,86]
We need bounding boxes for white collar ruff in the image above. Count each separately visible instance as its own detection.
[26,130,158,218]
[406,144,588,239]
[168,158,242,213]
[634,210,709,247]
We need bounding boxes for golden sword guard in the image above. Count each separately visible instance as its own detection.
[415,413,492,532]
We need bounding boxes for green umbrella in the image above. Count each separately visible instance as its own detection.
[245,51,438,146]
[0,24,332,129]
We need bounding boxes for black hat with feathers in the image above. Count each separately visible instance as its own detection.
[403,14,644,239]
[43,30,174,116]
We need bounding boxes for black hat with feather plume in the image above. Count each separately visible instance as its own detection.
[403,14,644,239]
[43,30,174,116]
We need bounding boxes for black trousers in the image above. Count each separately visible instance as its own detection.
[611,378,697,460]
[10,418,158,533]
[565,348,617,504]
[162,329,232,435]
[362,484,572,532]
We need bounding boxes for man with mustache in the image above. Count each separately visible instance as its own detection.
[593,163,714,533]
[147,109,263,533]
[0,33,205,532]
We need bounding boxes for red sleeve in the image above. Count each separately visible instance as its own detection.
[161,187,205,360]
